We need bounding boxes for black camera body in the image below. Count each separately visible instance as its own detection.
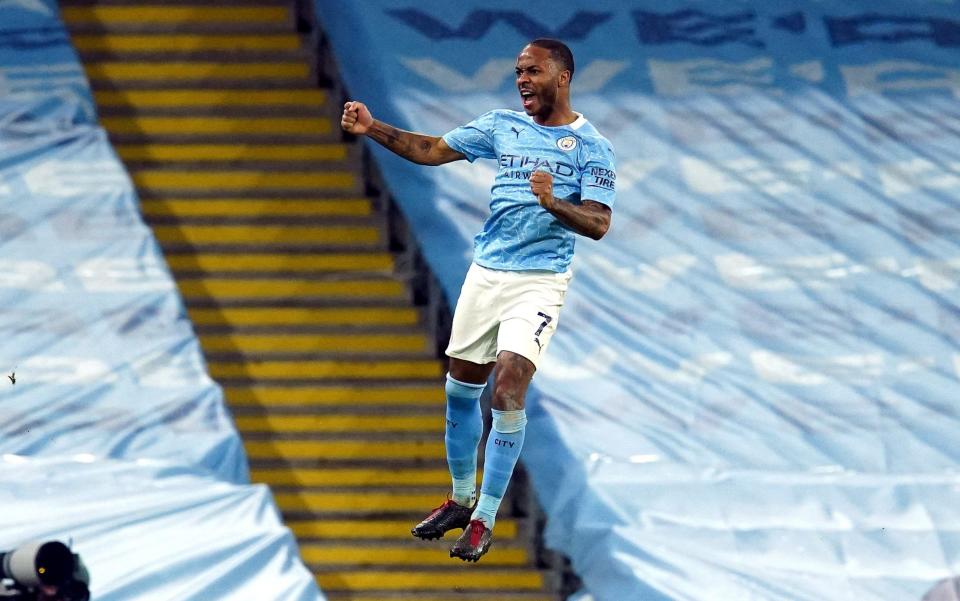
[0,542,89,601]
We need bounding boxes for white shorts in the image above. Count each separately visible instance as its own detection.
[445,263,573,369]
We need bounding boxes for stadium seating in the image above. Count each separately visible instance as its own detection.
[0,2,321,598]
[315,1,960,599]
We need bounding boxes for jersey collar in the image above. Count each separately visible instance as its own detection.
[523,111,587,130]
[569,113,587,130]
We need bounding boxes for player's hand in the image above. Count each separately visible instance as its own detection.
[530,169,555,209]
[341,101,373,135]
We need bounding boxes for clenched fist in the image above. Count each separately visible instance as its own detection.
[530,169,555,209]
[341,101,373,135]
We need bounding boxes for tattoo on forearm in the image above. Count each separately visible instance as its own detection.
[368,121,433,163]
[546,201,610,240]
[369,122,407,152]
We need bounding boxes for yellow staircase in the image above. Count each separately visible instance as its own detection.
[62,2,557,599]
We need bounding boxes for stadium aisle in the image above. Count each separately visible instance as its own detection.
[60,1,558,599]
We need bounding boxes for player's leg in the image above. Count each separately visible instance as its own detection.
[412,265,498,540]
[450,350,534,561]
[474,350,533,524]
[450,269,570,561]
[446,357,495,505]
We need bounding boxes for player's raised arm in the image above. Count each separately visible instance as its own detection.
[341,101,465,166]
[530,170,611,240]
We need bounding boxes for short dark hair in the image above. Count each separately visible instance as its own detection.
[529,38,575,81]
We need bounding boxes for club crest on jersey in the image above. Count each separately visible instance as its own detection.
[556,136,577,151]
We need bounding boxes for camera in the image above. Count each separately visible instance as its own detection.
[0,541,89,601]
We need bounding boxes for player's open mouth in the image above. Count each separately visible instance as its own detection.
[520,90,535,109]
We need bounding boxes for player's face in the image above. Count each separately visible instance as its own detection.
[515,45,566,118]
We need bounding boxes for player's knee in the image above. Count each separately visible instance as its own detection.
[491,384,524,411]
[491,352,534,411]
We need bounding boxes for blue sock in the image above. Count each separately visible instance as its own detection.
[444,374,485,506]
[473,408,526,529]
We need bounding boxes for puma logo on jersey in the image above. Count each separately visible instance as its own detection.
[511,126,524,138]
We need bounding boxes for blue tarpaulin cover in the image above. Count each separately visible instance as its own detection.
[0,2,322,598]
[314,1,960,599]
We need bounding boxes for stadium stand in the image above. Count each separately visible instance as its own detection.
[314,1,960,600]
[0,2,320,598]
[56,0,557,599]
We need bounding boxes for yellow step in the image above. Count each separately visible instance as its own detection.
[245,440,444,461]
[178,279,402,299]
[61,6,289,24]
[117,144,348,162]
[101,116,330,135]
[210,360,443,380]
[86,61,309,81]
[236,414,441,434]
[141,198,369,218]
[168,253,393,273]
[135,171,353,191]
[287,519,517,540]
[316,570,544,591]
[135,171,354,191]
[189,307,415,327]
[300,544,528,566]
[225,385,444,406]
[252,467,459,487]
[155,224,376,245]
[275,491,447,512]
[73,34,301,53]
[95,89,326,108]
[201,333,427,354]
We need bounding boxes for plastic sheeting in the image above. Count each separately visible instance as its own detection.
[315,1,960,599]
[0,457,320,601]
[1,2,322,598]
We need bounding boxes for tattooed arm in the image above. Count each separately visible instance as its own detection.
[530,170,611,240]
[341,101,464,166]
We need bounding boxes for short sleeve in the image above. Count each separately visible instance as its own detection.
[442,110,498,163]
[580,138,616,208]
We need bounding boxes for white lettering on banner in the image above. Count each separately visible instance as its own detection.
[23,160,130,198]
[0,260,64,291]
[399,58,516,92]
[399,58,628,93]
[18,356,116,384]
[681,158,862,196]
[842,61,960,98]
[561,60,629,93]
[76,258,173,292]
[579,253,697,292]
[648,57,776,96]
[751,351,884,386]
[878,159,960,196]
[131,349,213,388]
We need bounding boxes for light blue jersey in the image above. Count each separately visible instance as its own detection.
[442,110,616,272]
